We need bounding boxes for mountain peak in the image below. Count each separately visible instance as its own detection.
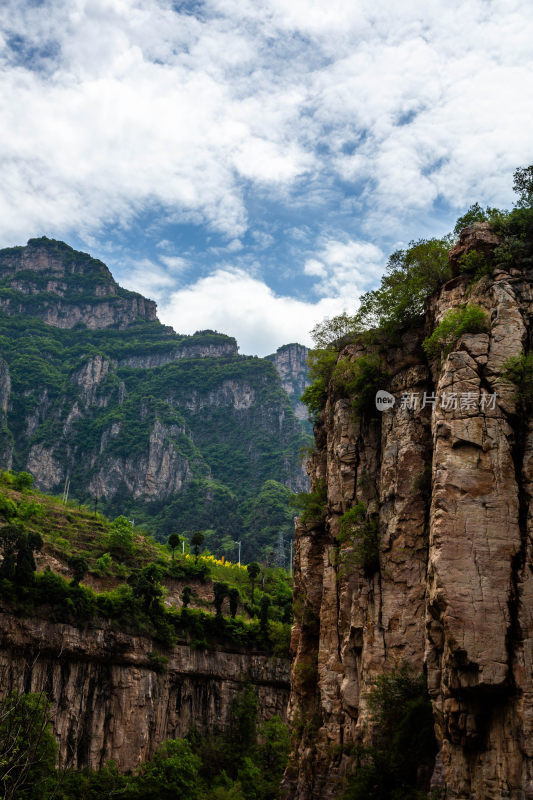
[0,237,157,330]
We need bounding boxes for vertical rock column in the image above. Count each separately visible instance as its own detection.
[426,275,529,798]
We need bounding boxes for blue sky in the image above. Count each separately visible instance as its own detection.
[1,0,533,354]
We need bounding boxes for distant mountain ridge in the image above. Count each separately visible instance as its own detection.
[0,237,310,562]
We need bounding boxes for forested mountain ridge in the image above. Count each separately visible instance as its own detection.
[0,237,310,562]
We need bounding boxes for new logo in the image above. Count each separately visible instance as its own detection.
[375,390,395,412]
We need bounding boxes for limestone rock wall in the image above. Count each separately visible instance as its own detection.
[283,253,533,799]
[266,344,310,423]
[0,606,290,771]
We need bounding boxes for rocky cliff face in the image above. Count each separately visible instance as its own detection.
[283,228,533,799]
[0,237,157,328]
[119,338,239,368]
[267,344,310,424]
[0,604,289,771]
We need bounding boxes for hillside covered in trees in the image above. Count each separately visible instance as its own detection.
[0,237,311,564]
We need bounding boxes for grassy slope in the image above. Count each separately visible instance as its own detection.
[0,472,292,656]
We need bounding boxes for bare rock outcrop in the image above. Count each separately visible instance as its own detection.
[266,343,310,422]
[449,221,501,277]
[88,418,193,501]
[118,340,239,368]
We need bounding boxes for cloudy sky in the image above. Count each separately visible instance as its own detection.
[1,0,532,354]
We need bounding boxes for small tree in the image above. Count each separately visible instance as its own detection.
[13,472,34,492]
[213,582,229,616]
[167,532,181,560]
[14,532,43,586]
[513,164,533,207]
[259,596,270,634]
[134,738,202,800]
[191,531,205,561]
[228,684,258,761]
[0,496,17,520]
[0,523,24,580]
[0,691,57,800]
[228,588,239,618]
[68,556,88,586]
[181,586,192,608]
[128,563,164,613]
[247,562,261,605]
[109,516,134,557]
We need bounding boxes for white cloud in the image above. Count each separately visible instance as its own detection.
[251,231,275,249]
[304,238,385,297]
[1,0,533,354]
[159,255,189,272]
[303,259,326,278]
[0,0,312,244]
[158,267,351,355]
[118,257,176,301]
[1,0,531,250]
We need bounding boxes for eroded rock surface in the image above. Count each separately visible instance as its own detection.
[0,606,290,771]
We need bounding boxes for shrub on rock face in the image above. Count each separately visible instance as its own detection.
[332,354,389,419]
[292,479,327,526]
[422,304,489,360]
[502,352,533,409]
[337,502,380,577]
[301,348,338,419]
[343,666,436,800]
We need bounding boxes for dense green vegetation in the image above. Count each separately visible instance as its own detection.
[300,348,338,419]
[332,354,389,419]
[0,236,310,563]
[0,691,58,800]
[0,685,290,800]
[342,667,437,800]
[292,479,327,525]
[0,471,292,656]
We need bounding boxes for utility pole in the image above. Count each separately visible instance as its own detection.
[276,531,285,569]
[234,540,241,567]
[62,474,70,505]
